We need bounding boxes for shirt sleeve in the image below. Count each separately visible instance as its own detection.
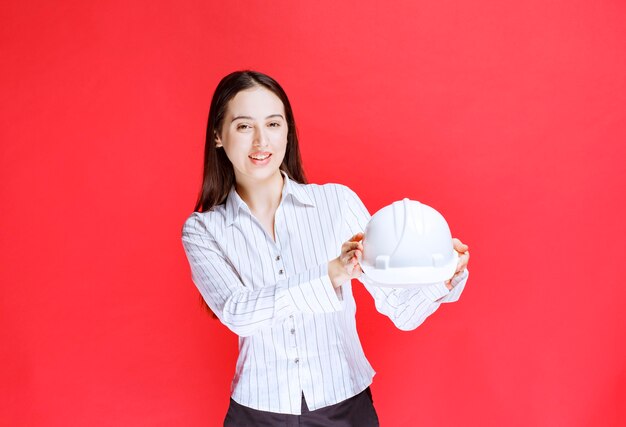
[340,185,468,331]
[181,213,343,337]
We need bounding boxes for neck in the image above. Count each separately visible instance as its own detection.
[235,171,284,214]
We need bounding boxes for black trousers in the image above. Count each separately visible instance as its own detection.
[224,387,380,426]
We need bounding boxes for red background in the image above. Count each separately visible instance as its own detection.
[2,1,625,426]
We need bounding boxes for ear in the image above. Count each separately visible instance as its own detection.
[214,131,223,148]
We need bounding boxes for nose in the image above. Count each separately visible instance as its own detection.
[253,127,269,148]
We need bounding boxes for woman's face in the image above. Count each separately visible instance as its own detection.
[216,86,288,186]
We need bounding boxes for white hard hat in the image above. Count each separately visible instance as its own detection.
[360,198,458,287]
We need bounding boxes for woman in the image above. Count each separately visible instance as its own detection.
[181,70,470,426]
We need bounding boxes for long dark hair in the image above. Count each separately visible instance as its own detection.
[193,70,307,316]
[194,70,307,212]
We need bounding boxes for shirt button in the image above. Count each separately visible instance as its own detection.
[290,328,295,334]
[278,269,284,275]
[294,358,299,364]
[275,255,281,261]
[289,314,294,319]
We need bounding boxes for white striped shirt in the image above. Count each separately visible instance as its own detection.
[181,171,468,415]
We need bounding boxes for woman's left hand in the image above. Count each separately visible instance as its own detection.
[445,238,470,289]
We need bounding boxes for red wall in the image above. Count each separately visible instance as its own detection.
[2,1,625,425]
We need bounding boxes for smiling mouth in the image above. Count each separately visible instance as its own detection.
[249,153,271,160]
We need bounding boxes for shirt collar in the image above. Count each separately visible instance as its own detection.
[224,170,315,226]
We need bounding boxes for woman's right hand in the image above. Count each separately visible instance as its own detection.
[328,233,365,289]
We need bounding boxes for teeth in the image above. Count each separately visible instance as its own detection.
[250,154,270,160]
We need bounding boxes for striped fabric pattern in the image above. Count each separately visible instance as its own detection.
[181,172,468,415]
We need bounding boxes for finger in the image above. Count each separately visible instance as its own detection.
[343,249,360,266]
[342,241,362,253]
[456,254,469,272]
[452,237,467,248]
[340,249,353,264]
[350,232,365,242]
[454,244,469,254]
[452,237,469,253]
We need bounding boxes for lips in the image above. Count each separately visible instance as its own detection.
[249,152,272,161]
[248,151,272,165]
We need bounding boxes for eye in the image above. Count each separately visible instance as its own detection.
[236,123,251,131]
[268,122,281,128]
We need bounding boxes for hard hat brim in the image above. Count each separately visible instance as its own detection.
[360,251,458,288]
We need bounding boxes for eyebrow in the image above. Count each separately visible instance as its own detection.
[231,114,284,122]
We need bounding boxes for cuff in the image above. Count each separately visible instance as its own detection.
[436,269,469,303]
[444,269,469,302]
